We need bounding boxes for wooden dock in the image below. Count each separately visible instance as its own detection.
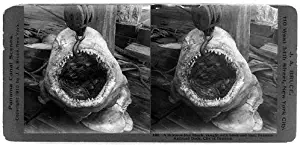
[24,71,151,133]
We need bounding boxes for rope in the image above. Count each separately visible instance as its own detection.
[30,60,48,74]
[118,60,150,91]
[72,35,85,57]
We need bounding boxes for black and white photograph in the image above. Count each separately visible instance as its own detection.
[151,4,278,133]
[2,2,297,142]
[23,4,151,133]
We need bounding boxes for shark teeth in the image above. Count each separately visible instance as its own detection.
[214,97,221,101]
[187,53,201,67]
[225,56,231,62]
[57,49,105,68]
[207,49,236,64]
[72,97,95,103]
[186,49,237,70]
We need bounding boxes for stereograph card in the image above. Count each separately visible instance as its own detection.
[2,4,297,142]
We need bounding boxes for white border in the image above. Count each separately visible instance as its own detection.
[0,0,299,144]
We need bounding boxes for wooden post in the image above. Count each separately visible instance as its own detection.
[88,5,117,53]
[218,5,251,61]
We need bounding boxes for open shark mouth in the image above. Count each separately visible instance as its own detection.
[187,50,237,101]
[170,27,264,132]
[56,49,109,101]
[179,46,244,107]
[39,27,134,132]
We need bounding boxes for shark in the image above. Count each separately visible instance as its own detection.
[162,27,264,133]
[37,27,133,133]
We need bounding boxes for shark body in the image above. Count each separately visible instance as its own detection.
[39,27,133,133]
[168,27,264,133]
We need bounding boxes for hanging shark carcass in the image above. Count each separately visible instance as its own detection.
[35,27,133,133]
[160,27,264,133]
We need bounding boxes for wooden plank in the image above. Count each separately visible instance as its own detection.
[24,5,65,24]
[151,117,187,133]
[24,5,66,38]
[151,72,173,92]
[249,52,275,65]
[151,5,195,38]
[137,28,150,47]
[250,22,277,37]
[25,75,151,133]
[165,104,228,133]
[127,77,150,100]
[125,74,151,133]
[25,118,61,133]
[152,99,276,133]
[35,103,96,133]
[218,5,251,61]
[260,43,278,55]
[116,23,138,38]
[257,77,277,98]
[272,29,278,43]
[151,121,169,133]
[124,66,150,82]
[151,87,181,120]
[24,47,51,72]
[88,5,117,53]
[151,42,180,71]
[24,5,117,53]
[127,96,151,133]
[36,5,65,20]
[151,5,192,21]
[27,93,150,133]
[24,90,43,120]
[257,94,277,133]
[250,34,275,48]
[124,43,150,63]
[250,45,277,63]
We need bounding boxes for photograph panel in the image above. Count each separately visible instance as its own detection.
[151,4,278,133]
[23,4,150,133]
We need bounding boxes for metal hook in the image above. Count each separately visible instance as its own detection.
[200,35,213,56]
[72,35,85,58]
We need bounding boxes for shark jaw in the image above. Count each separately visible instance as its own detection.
[47,47,117,108]
[178,47,245,107]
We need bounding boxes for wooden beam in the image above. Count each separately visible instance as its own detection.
[124,43,150,63]
[88,5,117,53]
[218,5,251,61]
[250,22,277,37]
[250,34,275,48]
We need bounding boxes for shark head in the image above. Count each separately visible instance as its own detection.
[174,27,254,108]
[169,27,264,128]
[43,27,126,110]
[40,27,133,132]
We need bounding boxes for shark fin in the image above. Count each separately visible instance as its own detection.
[158,43,182,49]
[25,43,53,50]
